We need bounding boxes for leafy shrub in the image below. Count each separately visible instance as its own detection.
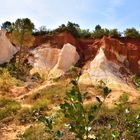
[32,98,48,112]
[30,68,48,81]
[60,80,111,139]
[109,94,140,139]
[26,84,68,105]
[55,21,80,38]
[18,107,33,124]
[92,25,109,39]
[67,66,82,78]
[109,29,121,38]
[0,97,21,121]
[22,80,140,140]
[1,21,12,32]
[0,68,20,93]
[131,75,140,90]
[18,99,48,124]
[77,29,92,38]
[124,28,140,38]
[20,124,48,140]
[21,109,66,139]
[1,61,31,81]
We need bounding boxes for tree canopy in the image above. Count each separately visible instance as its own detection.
[1,21,12,32]
[10,18,35,68]
[124,28,140,38]
[1,18,140,39]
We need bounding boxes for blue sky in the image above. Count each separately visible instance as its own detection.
[0,0,140,31]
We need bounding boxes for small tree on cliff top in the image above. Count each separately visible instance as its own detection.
[124,28,140,38]
[11,18,35,70]
[92,25,109,39]
[109,29,121,38]
[1,21,12,32]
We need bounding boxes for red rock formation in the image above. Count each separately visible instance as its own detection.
[52,31,77,48]
[99,37,140,75]
[34,32,78,48]
[120,38,140,75]
[78,38,97,62]
[33,35,52,47]
[33,32,140,75]
[101,36,127,64]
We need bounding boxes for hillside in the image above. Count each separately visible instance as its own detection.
[0,30,140,139]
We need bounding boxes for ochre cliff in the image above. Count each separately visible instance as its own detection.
[99,36,140,75]
[0,30,17,64]
[3,30,140,76]
[29,32,140,76]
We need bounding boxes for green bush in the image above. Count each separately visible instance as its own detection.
[124,28,140,38]
[0,97,21,121]
[60,80,111,140]
[18,107,33,124]
[0,68,20,93]
[32,98,48,112]
[18,99,48,124]
[131,75,140,90]
[22,80,140,140]
[26,84,68,105]
[20,124,48,140]
[92,25,109,39]
[77,29,92,38]
[109,29,121,38]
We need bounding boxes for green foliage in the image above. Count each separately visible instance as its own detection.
[109,29,121,38]
[115,93,129,112]
[11,18,34,47]
[3,19,140,40]
[55,21,80,37]
[98,80,112,97]
[131,75,140,89]
[33,26,53,36]
[21,79,140,140]
[38,26,48,35]
[21,110,66,139]
[109,93,140,140]
[26,84,68,105]
[124,28,140,38]
[20,124,48,140]
[11,18,35,69]
[32,98,48,112]
[92,25,109,39]
[60,80,111,139]
[66,22,80,37]
[125,113,140,139]
[0,97,21,121]
[77,29,92,38]
[55,24,67,33]
[1,61,31,81]
[1,21,12,32]
[67,66,82,78]
[18,107,33,124]
[0,67,21,93]
[95,25,101,30]
[39,116,64,140]
[18,99,48,124]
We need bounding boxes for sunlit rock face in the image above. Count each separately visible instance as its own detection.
[30,44,60,71]
[101,36,127,64]
[49,43,80,78]
[0,30,17,64]
[100,36,140,75]
[30,43,79,78]
[79,48,128,88]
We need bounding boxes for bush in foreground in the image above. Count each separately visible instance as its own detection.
[21,80,140,140]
